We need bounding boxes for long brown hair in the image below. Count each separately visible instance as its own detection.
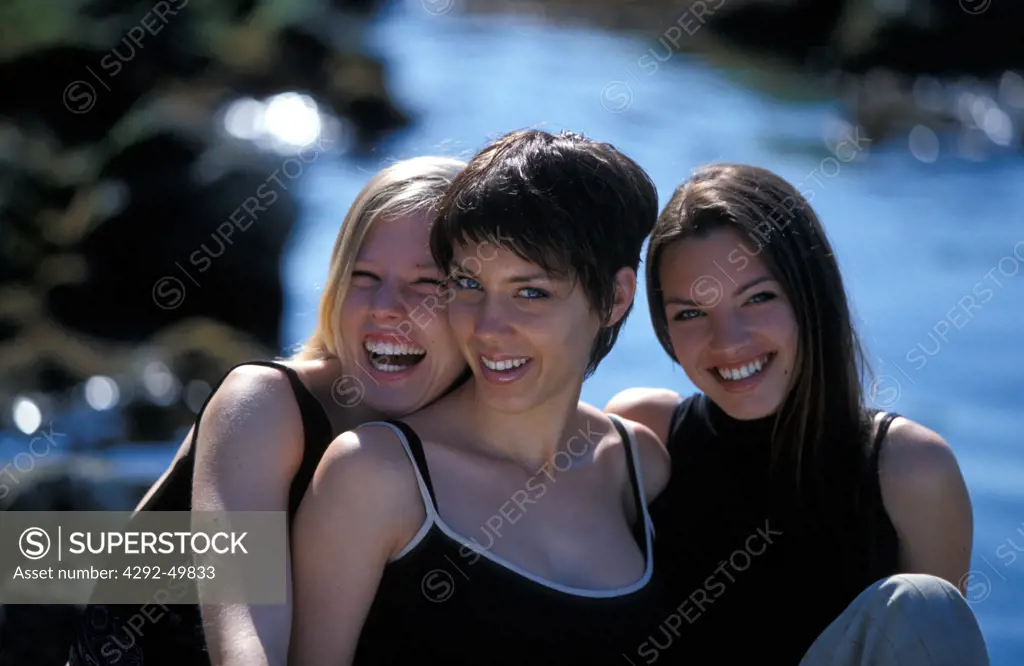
[646,163,875,507]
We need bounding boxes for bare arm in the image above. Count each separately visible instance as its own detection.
[604,388,681,447]
[879,417,973,593]
[192,366,307,666]
[288,426,423,666]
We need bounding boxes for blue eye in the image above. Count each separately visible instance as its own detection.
[747,292,777,304]
[518,287,549,299]
[673,309,704,321]
[455,276,481,290]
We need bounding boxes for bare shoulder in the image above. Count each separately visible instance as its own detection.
[877,414,972,535]
[319,422,425,482]
[191,363,312,512]
[194,363,307,466]
[305,423,428,558]
[580,403,672,506]
[603,387,682,445]
[206,363,302,422]
[877,415,965,490]
[619,417,672,504]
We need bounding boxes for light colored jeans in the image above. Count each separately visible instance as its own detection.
[799,574,989,666]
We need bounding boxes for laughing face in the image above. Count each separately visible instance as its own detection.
[337,211,466,416]
[659,227,799,420]
[446,243,600,414]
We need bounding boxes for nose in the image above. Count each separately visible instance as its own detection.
[369,280,405,324]
[473,296,513,343]
[707,310,751,357]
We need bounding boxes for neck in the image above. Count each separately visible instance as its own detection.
[459,378,589,473]
[704,395,778,441]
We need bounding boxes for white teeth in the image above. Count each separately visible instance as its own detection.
[716,354,771,381]
[364,339,426,357]
[364,338,426,373]
[481,356,529,372]
[370,360,407,373]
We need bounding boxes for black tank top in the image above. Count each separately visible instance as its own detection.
[646,393,901,665]
[353,416,669,666]
[68,360,333,666]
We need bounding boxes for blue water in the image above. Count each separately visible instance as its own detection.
[280,4,1024,663]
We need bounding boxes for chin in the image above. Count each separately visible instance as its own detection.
[476,386,537,415]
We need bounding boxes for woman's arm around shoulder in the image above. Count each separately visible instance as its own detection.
[192,364,308,666]
[289,423,426,666]
[878,416,973,593]
[604,388,682,446]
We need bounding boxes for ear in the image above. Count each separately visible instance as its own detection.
[605,266,637,328]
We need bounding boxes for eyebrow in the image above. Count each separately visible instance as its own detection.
[353,260,440,271]
[507,273,550,284]
[664,275,774,307]
[447,268,552,285]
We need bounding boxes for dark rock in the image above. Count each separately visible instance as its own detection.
[0,0,411,433]
[44,129,296,350]
[1,2,408,663]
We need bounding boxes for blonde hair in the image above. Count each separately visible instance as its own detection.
[291,156,467,361]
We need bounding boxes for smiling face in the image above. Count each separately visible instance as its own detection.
[336,211,466,416]
[446,243,606,414]
[659,227,799,419]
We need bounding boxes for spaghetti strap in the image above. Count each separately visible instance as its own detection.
[135,359,332,520]
[608,414,651,550]
[359,420,439,512]
[869,412,901,467]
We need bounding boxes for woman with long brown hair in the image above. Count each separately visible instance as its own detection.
[607,163,989,665]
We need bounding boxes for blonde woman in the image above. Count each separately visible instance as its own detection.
[68,156,470,666]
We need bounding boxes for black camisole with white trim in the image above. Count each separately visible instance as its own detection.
[351,415,668,666]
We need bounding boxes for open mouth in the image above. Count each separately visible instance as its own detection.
[712,352,775,382]
[364,338,426,373]
[480,356,531,373]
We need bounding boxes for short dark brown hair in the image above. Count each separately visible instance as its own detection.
[430,129,658,378]
[647,163,876,513]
